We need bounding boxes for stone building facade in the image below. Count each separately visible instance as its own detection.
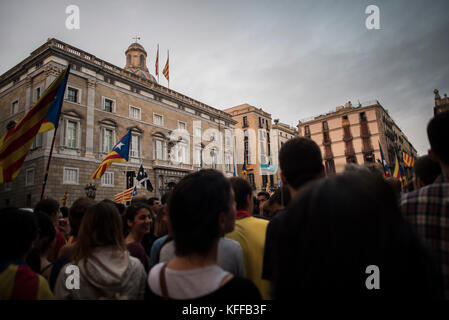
[270,120,298,187]
[223,104,275,192]
[0,38,236,207]
[297,101,418,175]
[434,89,449,115]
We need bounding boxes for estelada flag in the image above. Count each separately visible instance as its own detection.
[402,152,415,167]
[379,143,391,177]
[0,65,70,183]
[163,51,169,81]
[242,156,248,180]
[91,130,131,180]
[114,186,137,203]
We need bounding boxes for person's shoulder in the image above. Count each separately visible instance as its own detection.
[207,276,262,300]
[248,216,269,227]
[220,237,241,249]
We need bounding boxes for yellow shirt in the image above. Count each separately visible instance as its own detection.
[226,216,271,299]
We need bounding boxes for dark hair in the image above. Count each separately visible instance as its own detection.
[268,186,291,208]
[69,197,96,237]
[230,177,253,210]
[279,137,324,189]
[161,192,171,205]
[26,212,56,273]
[427,110,449,165]
[414,155,442,185]
[257,191,270,200]
[0,207,38,262]
[60,207,69,218]
[124,202,151,232]
[274,171,443,298]
[147,197,160,206]
[168,169,232,257]
[34,198,59,216]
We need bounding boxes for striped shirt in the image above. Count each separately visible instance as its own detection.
[0,261,54,300]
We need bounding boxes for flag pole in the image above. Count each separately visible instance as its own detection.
[40,127,58,200]
[157,44,159,83]
[40,65,71,200]
[167,50,170,89]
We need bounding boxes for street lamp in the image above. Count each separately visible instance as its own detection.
[85,183,97,199]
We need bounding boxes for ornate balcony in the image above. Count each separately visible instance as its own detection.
[345,149,356,157]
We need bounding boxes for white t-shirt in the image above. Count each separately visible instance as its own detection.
[148,263,230,300]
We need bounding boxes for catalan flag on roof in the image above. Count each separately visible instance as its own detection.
[163,50,169,82]
[90,130,131,180]
[0,66,70,183]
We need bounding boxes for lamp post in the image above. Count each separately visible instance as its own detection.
[84,183,97,199]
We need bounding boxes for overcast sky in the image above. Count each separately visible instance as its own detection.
[1,0,448,155]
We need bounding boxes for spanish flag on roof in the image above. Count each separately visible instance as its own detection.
[0,66,70,183]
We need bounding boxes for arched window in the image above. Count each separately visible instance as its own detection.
[127,54,131,66]
[140,55,144,68]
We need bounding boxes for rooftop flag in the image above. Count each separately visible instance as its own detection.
[163,50,169,82]
[0,65,70,183]
[155,44,159,78]
[91,130,132,180]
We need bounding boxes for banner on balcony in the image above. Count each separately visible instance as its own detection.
[261,164,277,173]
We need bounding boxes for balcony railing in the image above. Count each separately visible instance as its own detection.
[362,146,374,154]
[360,122,371,138]
[345,149,356,157]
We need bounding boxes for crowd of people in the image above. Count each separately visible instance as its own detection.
[0,110,448,300]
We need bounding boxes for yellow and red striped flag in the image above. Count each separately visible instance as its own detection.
[114,186,137,203]
[0,66,70,183]
[163,51,169,81]
[402,152,415,167]
[155,44,159,77]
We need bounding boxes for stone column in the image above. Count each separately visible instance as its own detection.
[85,78,96,158]
[24,77,32,112]
[42,66,61,150]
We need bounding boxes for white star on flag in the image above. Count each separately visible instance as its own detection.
[115,142,124,150]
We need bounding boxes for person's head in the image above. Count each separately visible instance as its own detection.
[230,177,254,213]
[34,198,60,225]
[69,197,96,238]
[147,197,161,208]
[168,169,235,257]
[385,177,402,199]
[161,193,171,206]
[0,207,38,262]
[33,212,56,255]
[131,196,147,205]
[60,207,69,219]
[73,200,125,263]
[263,186,291,218]
[427,110,449,168]
[279,137,324,194]
[414,155,442,189]
[257,191,270,212]
[124,202,152,238]
[274,171,441,298]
